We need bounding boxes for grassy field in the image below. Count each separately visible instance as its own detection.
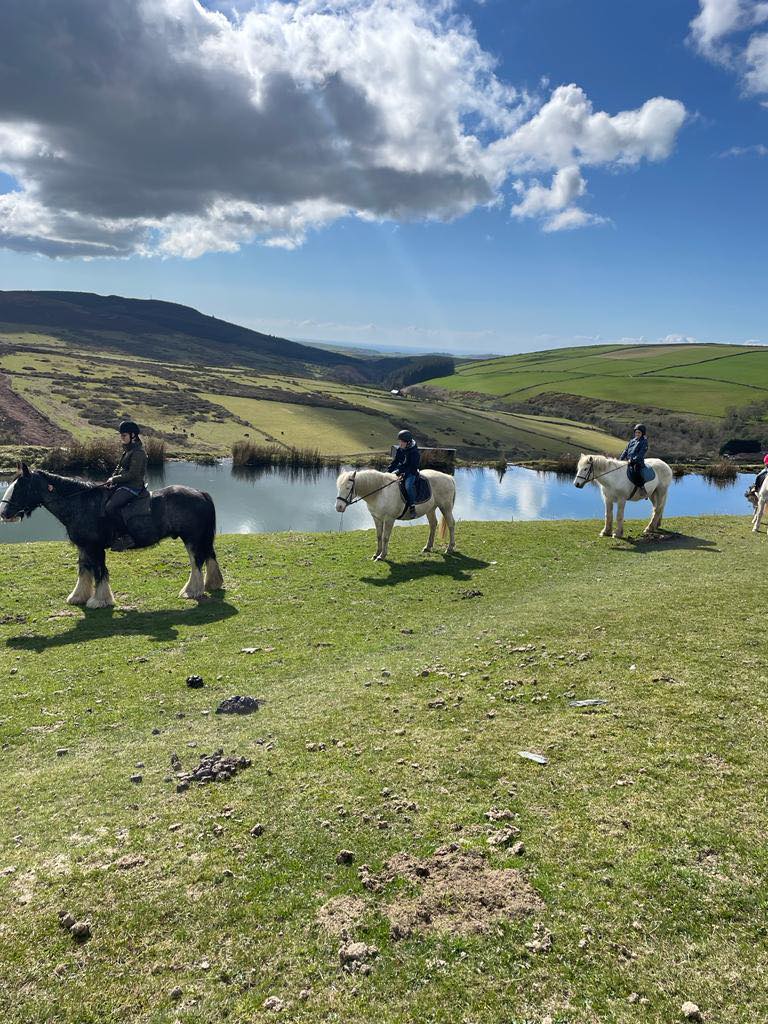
[1,519,766,1023]
[0,332,621,460]
[427,342,768,417]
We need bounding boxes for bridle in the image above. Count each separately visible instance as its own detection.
[336,470,359,509]
[574,458,626,487]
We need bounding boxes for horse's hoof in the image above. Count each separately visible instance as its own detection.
[612,533,623,539]
[599,530,610,537]
[85,597,114,609]
[179,588,204,600]
[66,595,87,606]
[422,546,432,554]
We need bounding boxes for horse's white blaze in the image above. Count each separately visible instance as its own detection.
[336,468,456,559]
[67,570,94,605]
[0,480,20,522]
[574,453,672,537]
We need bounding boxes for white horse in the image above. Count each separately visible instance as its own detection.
[573,453,673,538]
[748,478,768,533]
[336,468,456,560]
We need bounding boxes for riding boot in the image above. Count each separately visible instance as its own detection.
[408,505,416,516]
[111,532,136,552]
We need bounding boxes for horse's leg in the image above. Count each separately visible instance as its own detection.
[439,502,456,553]
[86,550,115,609]
[644,491,662,535]
[376,519,394,561]
[600,493,613,537]
[753,494,766,533]
[372,516,384,560]
[204,547,224,591]
[179,542,205,600]
[423,509,437,553]
[613,500,626,539]
[67,548,95,605]
[650,487,667,532]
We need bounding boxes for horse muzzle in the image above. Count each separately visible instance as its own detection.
[0,502,20,523]
[574,480,585,489]
[335,499,347,513]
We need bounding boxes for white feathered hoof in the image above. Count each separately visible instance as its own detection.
[204,559,224,591]
[85,595,115,609]
[67,592,89,606]
[179,586,204,601]
[599,529,611,537]
[422,546,433,553]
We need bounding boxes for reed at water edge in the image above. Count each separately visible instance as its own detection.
[39,436,166,474]
[231,440,336,471]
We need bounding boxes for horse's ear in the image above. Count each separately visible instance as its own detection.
[20,462,31,477]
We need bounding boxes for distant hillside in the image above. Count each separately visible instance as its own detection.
[423,342,768,459]
[0,290,361,374]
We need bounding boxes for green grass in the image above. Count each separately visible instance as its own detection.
[428,342,768,417]
[1,332,621,460]
[1,519,767,1022]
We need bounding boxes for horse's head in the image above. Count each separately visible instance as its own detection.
[335,470,357,512]
[573,454,594,489]
[0,463,43,523]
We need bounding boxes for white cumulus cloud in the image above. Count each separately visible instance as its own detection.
[0,0,687,258]
[690,0,768,96]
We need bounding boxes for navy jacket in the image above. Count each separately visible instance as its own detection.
[388,442,420,476]
[620,436,648,463]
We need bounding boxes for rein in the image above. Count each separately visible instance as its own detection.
[578,460,627,485]
[336,471,400,509]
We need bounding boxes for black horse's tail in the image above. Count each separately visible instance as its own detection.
[201,491,216,558]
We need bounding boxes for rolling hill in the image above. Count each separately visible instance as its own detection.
[0,291,625,460]
[424,342,768,459]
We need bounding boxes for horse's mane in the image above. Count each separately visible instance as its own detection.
[350,467,394,497]
[35,469,105,495]
[584,453,624,470]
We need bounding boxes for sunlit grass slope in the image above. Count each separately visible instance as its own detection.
[0,519,767,1022]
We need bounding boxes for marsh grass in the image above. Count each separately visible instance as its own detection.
[0,520,766,1022]
[232,440,333,471]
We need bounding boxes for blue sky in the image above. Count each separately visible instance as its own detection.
[0,0,766,353]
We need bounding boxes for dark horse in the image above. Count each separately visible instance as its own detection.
[0,464,223,607]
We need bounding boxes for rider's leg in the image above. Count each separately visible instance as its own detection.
[405,474,417,512]
[105,487,136,549]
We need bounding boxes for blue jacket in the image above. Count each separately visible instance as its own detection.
[388,442,420,476]
[620,436,648,463]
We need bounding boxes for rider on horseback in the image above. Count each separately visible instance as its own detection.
[106,420,147,549]
[753,455,768,496]
[388,429,420,515]
[620,423,649,497]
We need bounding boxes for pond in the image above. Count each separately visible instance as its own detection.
[0,460,755,545]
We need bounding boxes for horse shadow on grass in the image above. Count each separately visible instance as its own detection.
[611,530,720,555]
[6,594,238,653]
[361,551,490,587]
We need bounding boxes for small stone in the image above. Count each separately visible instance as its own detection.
[130,774,143,784]
[135,761,144,769]
[58,911,76,931]
[168,822,183,832]
[336,849,355,865]
[55,748,69,757]
[681,1003,702,1021]
[511,841,525,855]
[628,993,640,1004]
[70,921,91,942]
[169,987,183,1001]
[176,782,189,793]
[186,675,204,688]
[151,728,161,735]
[298,989,311,1001]
[250,824,264,837]
[263,996,284,1012]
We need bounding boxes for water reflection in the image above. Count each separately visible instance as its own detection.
[0,460,755,545]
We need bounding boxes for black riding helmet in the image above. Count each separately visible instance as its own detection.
[118,420,140,436]
[398,429,414,443]
[633,423,647,435]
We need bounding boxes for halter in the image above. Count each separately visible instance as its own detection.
[575,458,626,486]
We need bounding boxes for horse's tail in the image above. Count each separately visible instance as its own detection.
[439,476,456,540]
[201,491,217,557]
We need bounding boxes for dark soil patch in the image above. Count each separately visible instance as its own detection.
[0,372,68,446]
[359,844,543,938]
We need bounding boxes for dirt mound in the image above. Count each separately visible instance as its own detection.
[316,895,370,938]
[0,372,68,446]
[360,844,543,938]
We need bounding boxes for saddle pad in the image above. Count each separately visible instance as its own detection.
[399,475,432,506]
[626,464,656,485]
[122,490,152,522]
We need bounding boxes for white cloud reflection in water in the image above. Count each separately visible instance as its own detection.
[0,462,756,545]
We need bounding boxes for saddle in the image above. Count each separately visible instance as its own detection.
[626,463,655,499]
[109,488,157,550]
[397,474,432,520]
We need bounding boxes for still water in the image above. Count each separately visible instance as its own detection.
[0,460,755,545]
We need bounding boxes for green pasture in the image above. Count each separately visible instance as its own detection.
[1,519,767,1023]
[1,332,621,459]
[428,343,768,417]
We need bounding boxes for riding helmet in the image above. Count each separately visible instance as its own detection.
[633,423,647,435]
[398,429,414,443]
[118,420,140,436]
[763,454,768,466]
